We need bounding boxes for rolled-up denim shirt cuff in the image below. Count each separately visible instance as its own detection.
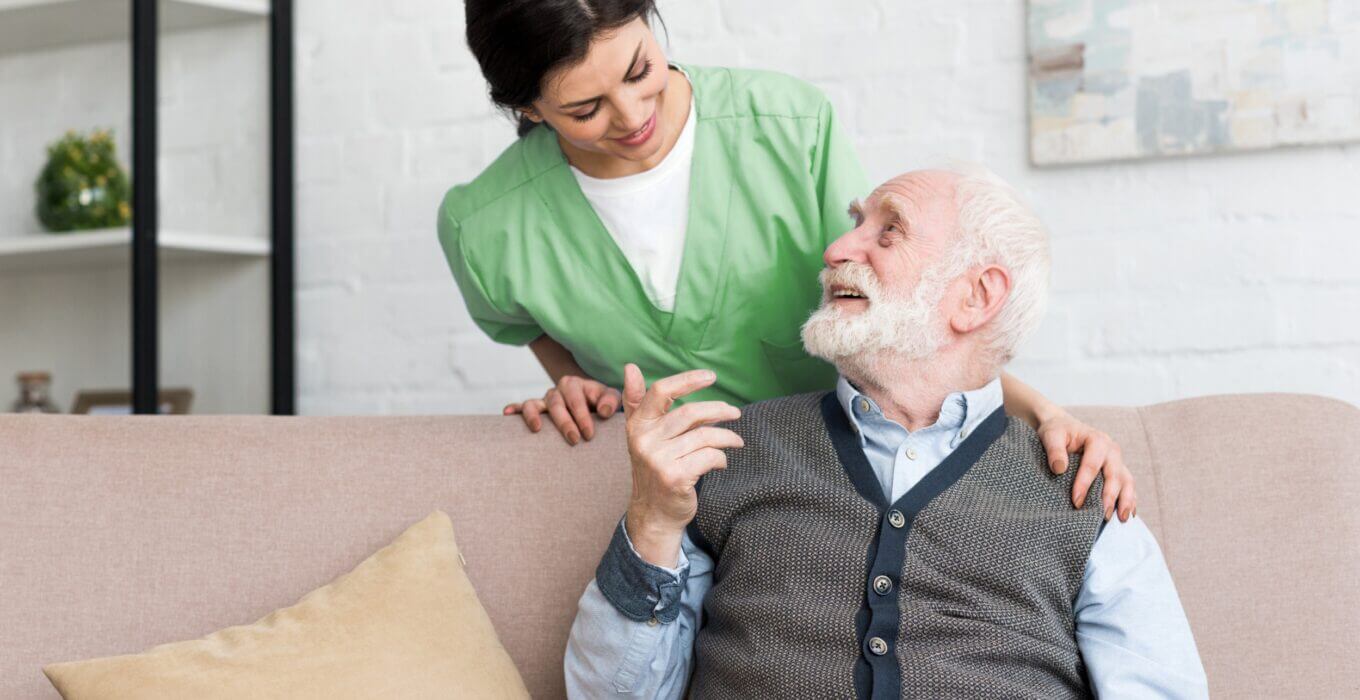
[595,516,690,623]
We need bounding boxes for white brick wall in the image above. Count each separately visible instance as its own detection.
[294,0,1360,415]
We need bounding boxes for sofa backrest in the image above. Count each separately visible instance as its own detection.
[2,393,1357,698]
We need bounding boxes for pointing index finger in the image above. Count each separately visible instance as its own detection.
[635,369,718,421]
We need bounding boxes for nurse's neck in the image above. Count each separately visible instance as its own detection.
[561,67,693,180]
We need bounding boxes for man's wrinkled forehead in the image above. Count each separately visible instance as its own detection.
[851,170,961,227]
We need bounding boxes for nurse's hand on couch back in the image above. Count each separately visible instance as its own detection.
[504,375,622,446]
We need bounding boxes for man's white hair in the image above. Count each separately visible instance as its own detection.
[938,163,1051,365]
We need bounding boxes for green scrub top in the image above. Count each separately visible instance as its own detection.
[438,64,869,406]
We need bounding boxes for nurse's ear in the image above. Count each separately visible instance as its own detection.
[520,108,545,124]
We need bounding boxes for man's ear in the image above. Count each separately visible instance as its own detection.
[949,264,1011,334]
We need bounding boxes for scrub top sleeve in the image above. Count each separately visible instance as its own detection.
[437,209,545,347]
[810,98,870,248]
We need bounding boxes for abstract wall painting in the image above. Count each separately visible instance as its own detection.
[1027,0,1360,165]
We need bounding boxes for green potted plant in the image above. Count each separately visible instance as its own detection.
[33,128,132,233]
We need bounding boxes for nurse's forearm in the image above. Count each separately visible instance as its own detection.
[1000,371,1064,429]
[529,334,594,384]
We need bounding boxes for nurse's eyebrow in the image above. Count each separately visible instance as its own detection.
[558,41,645,110]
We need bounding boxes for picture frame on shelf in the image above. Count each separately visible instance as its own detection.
[71,388,193,415]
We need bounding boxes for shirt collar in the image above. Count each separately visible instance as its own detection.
[835,375,1005,447]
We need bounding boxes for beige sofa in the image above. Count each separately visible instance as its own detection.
[3,393,1358,698]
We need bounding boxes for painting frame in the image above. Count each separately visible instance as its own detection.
[1027,0,1360,166]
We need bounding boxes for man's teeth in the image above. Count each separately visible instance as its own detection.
[833,290,865,299]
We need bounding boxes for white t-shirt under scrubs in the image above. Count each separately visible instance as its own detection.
[571,96,697,312]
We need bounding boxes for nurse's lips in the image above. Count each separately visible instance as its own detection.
[613,112,657,147]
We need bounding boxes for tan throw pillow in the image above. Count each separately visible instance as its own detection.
[44,511,529,699]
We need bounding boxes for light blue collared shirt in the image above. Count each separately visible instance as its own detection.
[565,378,1209,698]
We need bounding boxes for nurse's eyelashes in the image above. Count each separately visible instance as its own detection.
[626,57,655,85]
[568,57,656,123]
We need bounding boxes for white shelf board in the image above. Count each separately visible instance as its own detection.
[0,0,270,56]
[0,227,270,272]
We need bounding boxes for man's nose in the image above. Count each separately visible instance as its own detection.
[823,226,868,267]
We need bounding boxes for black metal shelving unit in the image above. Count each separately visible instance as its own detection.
[128,0,294,415]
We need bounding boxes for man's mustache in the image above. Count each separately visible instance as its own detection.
[819,263,881,303]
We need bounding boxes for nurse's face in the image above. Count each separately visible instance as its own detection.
[528,18,673,163]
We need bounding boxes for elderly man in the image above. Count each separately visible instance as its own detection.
[564,167,1208,698]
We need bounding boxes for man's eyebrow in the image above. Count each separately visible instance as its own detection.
[558,41,644,109]
[848,196,909,227]
[878,194,910,226]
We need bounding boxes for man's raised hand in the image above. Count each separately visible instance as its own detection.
[622,363,743,568]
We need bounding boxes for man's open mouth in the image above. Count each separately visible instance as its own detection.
[830,285,867,300]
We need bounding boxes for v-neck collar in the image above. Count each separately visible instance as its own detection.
[523,63,735,346]
[836,376,1004,450]
[819,391,1009,513]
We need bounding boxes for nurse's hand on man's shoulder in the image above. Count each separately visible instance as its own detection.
[504,375,622,446]
[622,364,743,568]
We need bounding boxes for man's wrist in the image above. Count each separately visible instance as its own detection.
[623,509,686,570]
[595,517,690,623]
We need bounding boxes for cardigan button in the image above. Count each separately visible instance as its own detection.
[868,637,889,656]
[887,510,906,528]
[873,575,893,595]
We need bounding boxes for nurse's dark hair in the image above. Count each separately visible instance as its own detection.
[465,0,664,137]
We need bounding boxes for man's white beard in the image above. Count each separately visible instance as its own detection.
[800,262,950,383]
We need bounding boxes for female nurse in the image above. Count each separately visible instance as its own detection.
[440,0,1137,519]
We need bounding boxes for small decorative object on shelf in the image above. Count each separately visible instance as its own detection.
[33,129,132,233]
[72,388,194,415]
[11,371,61,413]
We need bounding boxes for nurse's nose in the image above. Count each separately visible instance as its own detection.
[613,99,651,136]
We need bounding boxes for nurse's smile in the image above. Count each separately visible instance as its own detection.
[613,111,658,147]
